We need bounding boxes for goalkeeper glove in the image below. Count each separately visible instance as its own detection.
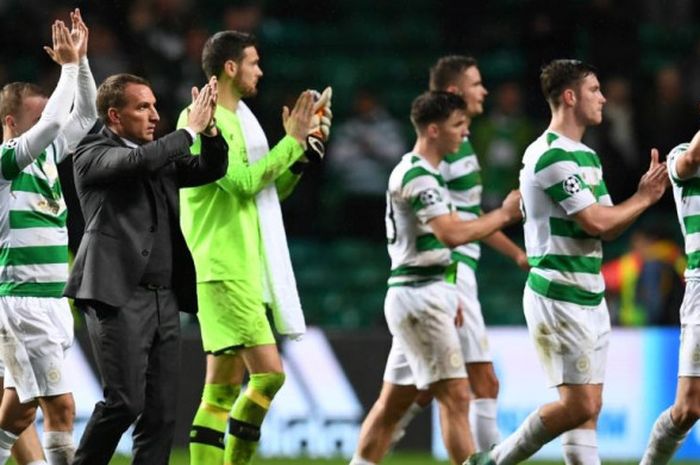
[305,86,333,163]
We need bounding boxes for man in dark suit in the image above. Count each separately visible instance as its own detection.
[64,73,227,465]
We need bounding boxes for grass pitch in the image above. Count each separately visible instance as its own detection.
[100,450,700,464]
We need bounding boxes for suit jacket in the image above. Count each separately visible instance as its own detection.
[64,126,228,313]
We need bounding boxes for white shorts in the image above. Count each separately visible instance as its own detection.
[678,281,700,376]
[456,262,491,363]
[383,281,466,390]
[523,286,610,387]
[0,296,74,403]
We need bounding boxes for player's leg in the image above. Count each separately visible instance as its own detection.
[387,389,431,448]
[0,388,40,465]
[225,343,283,465]
[389,281,472,464]
[458,262,500,451]
[430,377,474,464]
[37,393,76,465]
[0,368,46,465]
[190,354,244,465]
[350,382,420,465]
[190,282,247,465]
[9,422,46,465]
[466,362,499,451]
[640,376,700,465]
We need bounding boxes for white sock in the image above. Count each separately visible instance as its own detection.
[490,410,556,465]
[562,428,600,465]
[27,461,49,465]
[349,453,376,465]
[389,402,423,447]
[470,398,500,452]
[640,408,689,465]
[42,431,74,465]
[0,429,18,465]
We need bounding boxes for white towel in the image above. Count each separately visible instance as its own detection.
[236,101,306,340]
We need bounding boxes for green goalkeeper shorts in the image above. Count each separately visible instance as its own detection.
[196,280,275,354]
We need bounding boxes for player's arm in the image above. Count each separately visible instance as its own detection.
[217,91,314,198]
[573,149,668,240]
[57,9,98,161]
[670,129,700,180]
[6,21,79,179]
[429,190,522,248]
[483,231,529,270]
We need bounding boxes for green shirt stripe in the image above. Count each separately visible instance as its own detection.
[687,251,700,269]
[529,254,602,274]
[1,147,20,180]
[9,210,67,229]
[446,171,481,191]
[444,140,475,164]
[0,281,65,297]
[11,173,58,198]
[451,251,478,270]
[535,148,601,173]
[0,245,68,266]
[680,178,700,198]
[416,233,447,251]
[544,175,589,202]
[592,182,609,200]
[401,167,445,188]
[684,215,700,235]
[549,217,596,239]
[527,272,604,306]
[389,264,447,277]
[456,205,482,215]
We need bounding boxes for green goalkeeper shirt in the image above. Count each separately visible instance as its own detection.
[178,104,304,300]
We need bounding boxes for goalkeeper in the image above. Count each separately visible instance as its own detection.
[177,30,331,465]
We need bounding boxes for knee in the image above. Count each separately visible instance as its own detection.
[1,405,37,434]
[247,372,285,406]
[564,395,602,425]
[674,401,700,427]
[437,381,471,412]
[43,395,75,430]
[202,383,240,412]
[472,373,499,399]
[107,393,145,426]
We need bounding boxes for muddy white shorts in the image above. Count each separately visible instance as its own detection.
[383,280,466,390]
[523,286,610,387]
[455,262,491,363]
[0,296,74,403]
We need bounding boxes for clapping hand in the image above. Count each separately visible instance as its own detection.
[44,20,79,66]
[188,76,218,136]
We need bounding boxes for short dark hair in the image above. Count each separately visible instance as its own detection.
[0,82,45,123]
[429,55,478,91]
[96,74,151,121]
[410,91,466,131]
[201,31,257,79]
[540,59,598,107]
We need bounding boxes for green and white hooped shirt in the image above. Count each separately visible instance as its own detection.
[668,142,700,280]
[439,138,482,270]
[519,131,612,306]
[386,152,453,287]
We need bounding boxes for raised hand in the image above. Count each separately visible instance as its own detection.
[44,20,79,65]
[282,90,314,147]
[637,148,669,204]
[187,82,215,134]
[70,8,89,58]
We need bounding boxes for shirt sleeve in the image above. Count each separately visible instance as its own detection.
[400,168,450,224]
[56,57,98,162]
[668,143,694,183]
[0,63,78,181]
[534,148,597,215]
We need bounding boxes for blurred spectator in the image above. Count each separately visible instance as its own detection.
[222,1,263,32]
[88,23,131,85]
[326,88,406,238]
[471,81,535,210]
[683,37,700,104]
[638,65,697,158]
[602,225,685,326]
[585,77,641,202]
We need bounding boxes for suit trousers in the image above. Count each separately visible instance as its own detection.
[73,286,180,465]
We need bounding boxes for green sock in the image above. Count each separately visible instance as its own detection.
[190,383,240,465]
[225,372,285,465]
